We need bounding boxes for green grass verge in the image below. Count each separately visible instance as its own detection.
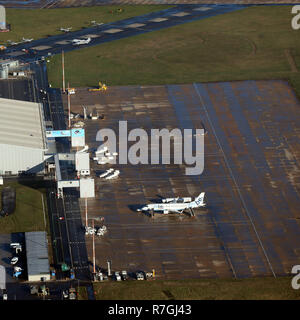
[0,181,47,234]
[1,5,172,44]
[91,277,300,300]
[46,5,300,97]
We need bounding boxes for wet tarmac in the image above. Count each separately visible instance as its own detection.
[0,78,35,102]
[64,80,300,280]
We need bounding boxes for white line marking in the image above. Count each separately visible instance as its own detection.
[193,83,276,278]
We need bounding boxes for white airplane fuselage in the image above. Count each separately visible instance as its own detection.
[22,38,33,42]
[72,38,91,45]
[60,28,72,32]
[139,192,206,214]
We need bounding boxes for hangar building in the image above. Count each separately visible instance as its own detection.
[25,231,50,282]
[0,97,47,175]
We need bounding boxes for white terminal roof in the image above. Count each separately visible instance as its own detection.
[0,97,46,149]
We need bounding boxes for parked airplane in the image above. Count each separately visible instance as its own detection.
[137,192,206,216]
[60,27,72,32]
[99,168,114,178]
[91,21,104,26]
[7,40,18,46]
[105,170,120,180]
[95,146,108,155]
[22,37,33,43]
[72,37,91,45]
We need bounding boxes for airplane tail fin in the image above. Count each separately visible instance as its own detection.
[193,192,205,207]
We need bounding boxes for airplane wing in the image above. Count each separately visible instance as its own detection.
[168,209,184,214]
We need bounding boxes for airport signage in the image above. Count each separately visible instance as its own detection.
[46,129,85,138]
[46,130,71,138]
[71,128,85,137]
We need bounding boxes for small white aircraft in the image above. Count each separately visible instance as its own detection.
[7,40,18,46]
[105,170,120,180]
[22,37,33,43]
[96,146,108,155]
[60,27,72,32]
[137,192,206,216]
[91,21,103,26]
[72,37,91,45]
[99,168,114,178]
[95,147,118,164]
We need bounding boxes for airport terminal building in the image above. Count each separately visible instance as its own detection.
[0,97,48,175]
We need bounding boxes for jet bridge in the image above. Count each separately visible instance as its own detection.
[46,128,85,147]
[54,153,94,199]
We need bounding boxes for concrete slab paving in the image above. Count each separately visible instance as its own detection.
[79,34,100,38]
[62,80,300,280]
[126,23,146,28]
[193,7,212,11]
[55,40,70,45]
[103,28,123,34]
[149,18,169,22]
[171,12,190,17]
[31,45,52,51]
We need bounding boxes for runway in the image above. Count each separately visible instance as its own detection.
[1,4,249,62]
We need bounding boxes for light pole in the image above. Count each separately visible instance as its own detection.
[92,219,96,281]
[62,50,65,93]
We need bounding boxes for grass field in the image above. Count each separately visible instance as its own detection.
[90,277,300,300]
[0,181,47,234]
[46,6,300,97]
[0,5,172,44]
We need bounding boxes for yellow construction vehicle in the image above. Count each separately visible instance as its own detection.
[89,81,107,92]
